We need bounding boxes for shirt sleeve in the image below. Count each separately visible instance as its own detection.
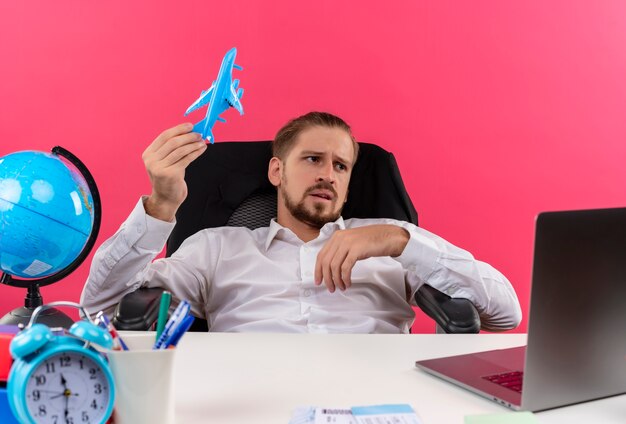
[389,220,522,331]
[79,196,208,318]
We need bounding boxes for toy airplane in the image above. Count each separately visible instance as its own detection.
[185,47,244,143]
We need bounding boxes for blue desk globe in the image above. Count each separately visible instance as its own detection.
[0,150,94,278]
[0,146,101,328]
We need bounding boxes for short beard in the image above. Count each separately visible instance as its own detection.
[281,181,343,229]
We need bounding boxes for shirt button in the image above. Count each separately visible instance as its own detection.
[303,290,312,297]
[136,225,142,234]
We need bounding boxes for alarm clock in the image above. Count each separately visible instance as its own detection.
[7,302,115,424]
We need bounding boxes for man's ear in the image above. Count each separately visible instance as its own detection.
[268,157,282,187]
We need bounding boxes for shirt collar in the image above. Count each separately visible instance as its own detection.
[264,216,346,250]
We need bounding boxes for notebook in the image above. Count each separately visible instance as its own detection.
[415,207,626,411]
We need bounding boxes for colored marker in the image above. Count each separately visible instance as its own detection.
[156,291,172,342]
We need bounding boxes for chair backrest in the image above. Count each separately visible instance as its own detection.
[166,141,417,256]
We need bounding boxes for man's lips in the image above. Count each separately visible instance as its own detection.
[308,190,334,201]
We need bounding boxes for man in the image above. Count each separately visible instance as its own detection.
[81,112,521,333]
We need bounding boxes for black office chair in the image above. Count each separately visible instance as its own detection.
[112,141,480,333]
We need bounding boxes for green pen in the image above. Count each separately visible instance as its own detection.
[155,291,172,341]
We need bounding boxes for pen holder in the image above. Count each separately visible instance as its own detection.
[107,333,176,424]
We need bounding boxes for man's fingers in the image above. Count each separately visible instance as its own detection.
[144,126,198,167]
[315,243,331,286]
[316,241,342,293]
[145,123,194,155]
[151,131,203,162]
[314,258,323,286]
[322,260,335,293]
[171,142,207,169]
[158,136,205,167]
[341,254,357,288]
[329,248,349,291]
[156,123,195,148]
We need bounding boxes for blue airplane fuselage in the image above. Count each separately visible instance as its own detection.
[185,47,244,143]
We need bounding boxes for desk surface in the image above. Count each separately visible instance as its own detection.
[135,332,624,424]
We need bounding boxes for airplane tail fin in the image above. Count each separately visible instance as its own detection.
[192,119,206,136]
[206,129,215,144]
[193,118,215,144]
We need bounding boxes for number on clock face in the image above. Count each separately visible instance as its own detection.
[25,352,111,424]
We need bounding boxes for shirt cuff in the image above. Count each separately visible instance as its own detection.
[392,225,441,283]
[125,196,176,251]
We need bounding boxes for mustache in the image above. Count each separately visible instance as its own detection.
[304,182,338,198]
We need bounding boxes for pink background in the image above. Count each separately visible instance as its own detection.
[1,1,624,332]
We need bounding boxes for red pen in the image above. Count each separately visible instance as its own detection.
[96,311,129,351]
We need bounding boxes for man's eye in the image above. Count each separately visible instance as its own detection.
[306,156,319,163]
[335,163,347,171]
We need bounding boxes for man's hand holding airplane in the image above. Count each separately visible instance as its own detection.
[143,123,206,222]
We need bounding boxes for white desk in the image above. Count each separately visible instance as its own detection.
[157,333,625,423]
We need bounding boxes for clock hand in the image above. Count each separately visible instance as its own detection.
[35,389,65,395]
[51,392,80,400]
[60,372,73,423]
[58,374,80,398]
[64,394,69,423]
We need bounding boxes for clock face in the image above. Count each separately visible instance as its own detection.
[24,351,112,424]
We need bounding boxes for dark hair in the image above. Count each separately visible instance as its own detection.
[272,111,359,163]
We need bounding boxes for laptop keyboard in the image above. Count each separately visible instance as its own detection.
[482,371,524,393]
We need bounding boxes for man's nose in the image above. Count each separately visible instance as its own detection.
[316,161,335,183]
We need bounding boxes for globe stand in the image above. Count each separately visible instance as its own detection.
[0,281,74,328]
[0,146,101,329]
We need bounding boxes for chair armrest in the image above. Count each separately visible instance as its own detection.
[414,284,481,333]
[111,288,210,332]
[111,288,164,331]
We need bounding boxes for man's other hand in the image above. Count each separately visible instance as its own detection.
[143,123,207,222]
[314,225,410,293]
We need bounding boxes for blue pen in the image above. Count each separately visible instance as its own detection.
[162,315,195,349]
[153,300,190,349]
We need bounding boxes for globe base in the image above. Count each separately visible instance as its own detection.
[0,307,74,329]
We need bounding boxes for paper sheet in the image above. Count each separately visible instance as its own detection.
[289,404,422,424]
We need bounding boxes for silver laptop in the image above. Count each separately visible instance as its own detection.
[415,207,626,411]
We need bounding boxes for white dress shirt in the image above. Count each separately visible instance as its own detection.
[80,198,522,333]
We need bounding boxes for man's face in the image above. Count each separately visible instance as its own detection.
[270,126,355,229]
